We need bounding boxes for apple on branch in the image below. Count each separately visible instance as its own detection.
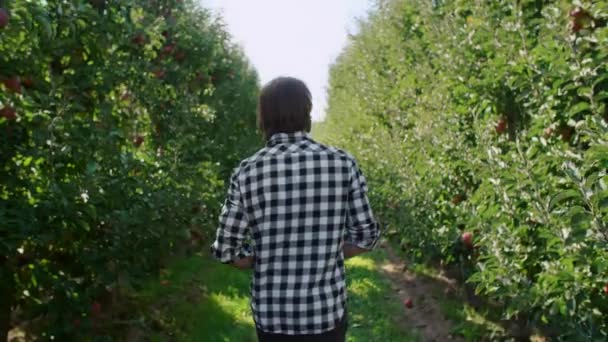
[495,118,507,134]
[132,135,144,147]
[3,76,22,93]
[0,8,9,29]
[132,33,146,46]
[0,106,17,120]
[462,231,474,249]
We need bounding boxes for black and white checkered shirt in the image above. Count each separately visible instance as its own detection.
[211,131,380,335]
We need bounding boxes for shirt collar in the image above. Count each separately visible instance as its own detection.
[266,131,311,147]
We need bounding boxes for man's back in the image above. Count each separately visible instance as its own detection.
[244,132,362,334]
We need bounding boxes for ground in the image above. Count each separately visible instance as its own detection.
[133,240,473,342]
[7,239,526,341]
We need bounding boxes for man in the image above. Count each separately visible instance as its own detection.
[211,77,380,342]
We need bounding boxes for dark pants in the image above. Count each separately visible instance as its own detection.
[256,310,348,342]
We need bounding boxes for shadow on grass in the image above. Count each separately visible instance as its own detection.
[138,255,257,342]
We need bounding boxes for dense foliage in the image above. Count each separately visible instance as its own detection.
[317,0,607,339]
[0,0,260,339]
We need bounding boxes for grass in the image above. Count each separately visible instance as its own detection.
[345,249,420,342]
[137,256,256,342]
[136,249,419,342]
[134,236,530,341]
[438,299,506,341]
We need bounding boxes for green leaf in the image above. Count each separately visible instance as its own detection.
[549,190,580,210]
[571,212,592,229]
[86,161,98,175]
[78,220,90,232]
[595,90,608,102]
[567,102,591,116]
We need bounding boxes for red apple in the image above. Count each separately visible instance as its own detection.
[3,76,22,93]
[174,50,186,62]
[0,106,16,120]
[22,77,34,89]
[162,43,175,54]
[0,8,9,29]
[153,70,165,79]
[404,298,413,309]
[569,7,587,20]
[73,318,81,327]
[568,7,594,33]
[120,91,131,101]
[0,8,10,29]
[559,126,574,142]
[569,20,583,33]
[495,118,507,134]
[451,194,464,205]
[462,232,474,249]
[132,135,144,147]
[91,302,102,315]
[603,284,608,295]
[132,33,146,46]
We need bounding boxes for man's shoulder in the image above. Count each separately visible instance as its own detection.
[310,141,354,162]
[235,139,356,174]
[234,147,269,173]
[306,138,359,166]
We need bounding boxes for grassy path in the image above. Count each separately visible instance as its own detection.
[136,242,472,342]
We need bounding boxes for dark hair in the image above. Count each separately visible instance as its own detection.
[257,77,312,140]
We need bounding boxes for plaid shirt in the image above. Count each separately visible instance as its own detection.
[211,131,380,335]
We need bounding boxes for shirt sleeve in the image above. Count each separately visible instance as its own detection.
[345,158,381,250]
[210,168,253,263]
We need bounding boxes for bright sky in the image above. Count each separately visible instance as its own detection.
[202,0,372,121]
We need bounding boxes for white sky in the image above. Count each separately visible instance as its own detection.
[202,0,372,121]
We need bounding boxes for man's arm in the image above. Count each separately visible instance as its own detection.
[344,157,381,258]
[232,255,254,269]
[210,168,254,269]
[343,243,370,259]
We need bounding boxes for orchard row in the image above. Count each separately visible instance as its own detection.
[318,0,607,339]
[1,0,260,339]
